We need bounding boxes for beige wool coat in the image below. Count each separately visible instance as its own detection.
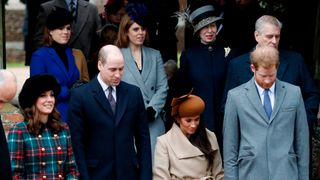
[153,123,224,180]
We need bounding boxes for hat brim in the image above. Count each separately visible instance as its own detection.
[193,16,223,34]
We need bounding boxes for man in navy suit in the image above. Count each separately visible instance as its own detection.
[68,45,152,180]
[223,15,320,126]
[0,70,17,180]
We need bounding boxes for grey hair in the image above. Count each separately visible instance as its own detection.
[0,70,17,86]
[255,15,283,33]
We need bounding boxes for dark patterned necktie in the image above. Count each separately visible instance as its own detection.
[263,89,272,119]
[70,0,76,18]
[108,86,116,114]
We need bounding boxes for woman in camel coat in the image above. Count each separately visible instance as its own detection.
[153,92,224,180]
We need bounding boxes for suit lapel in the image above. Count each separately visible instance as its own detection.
[91,78,114,116]
[269,80,286,123]
[277,51,289,80]
[244,54,253,76]
[115,82,128,126]
[69,0,88,45]
[245,79,270,123]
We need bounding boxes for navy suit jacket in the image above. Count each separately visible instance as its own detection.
[68,77,152,180]
[223,49,320,124]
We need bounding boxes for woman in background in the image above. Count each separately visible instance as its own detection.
[153,91,224,179]
[8,74,79,179]
[116,2,168,159]
[176,0,236,146]
[30,7,89,122]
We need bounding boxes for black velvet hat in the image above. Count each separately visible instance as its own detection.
[175,0,222,34]
[19,74,61,110]
[46,7,73,30]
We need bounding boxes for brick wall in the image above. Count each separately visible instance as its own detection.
[5,9,25,63]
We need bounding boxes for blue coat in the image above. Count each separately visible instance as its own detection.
[223,49,320,125]
[67,78,152,180]
[223,78,309,180]
[30,47,80,122]
[177,43,235,144]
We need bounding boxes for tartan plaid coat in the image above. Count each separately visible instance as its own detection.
[7,121,79,179]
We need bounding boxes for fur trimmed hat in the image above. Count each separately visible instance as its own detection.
[46,7,73,30]
[19,74,61,110]
[171,90,205,117]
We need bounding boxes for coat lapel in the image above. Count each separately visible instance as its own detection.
[122,48,149,96]
[91,78,114,116]
[277,51,289,80]
[140,47,152,82]
[114,82,128,126]
[69,0,88,45]
[245,79,270,123]
[269,80,286,123]
[47,48,70,79]
[167,124,203,159]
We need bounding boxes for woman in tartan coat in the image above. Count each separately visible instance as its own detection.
[7,74,79,179]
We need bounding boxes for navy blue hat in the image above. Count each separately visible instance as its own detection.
[125,2,149,27]
[189,0,222,33]
[19,74,61,110]
[46,7,73,30]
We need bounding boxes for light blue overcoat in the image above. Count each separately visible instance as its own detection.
[223,78,309,180]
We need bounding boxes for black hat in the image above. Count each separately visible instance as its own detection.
[125,2,149,27]
[175,0,222,34]
[19,74,61,110]
[46,7,73,30]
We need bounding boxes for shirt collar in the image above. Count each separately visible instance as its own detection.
[97,73,115,91]
[254,81,275,97]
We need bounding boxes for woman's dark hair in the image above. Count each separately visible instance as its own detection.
[24,100,64,136]
[177,115,215,169]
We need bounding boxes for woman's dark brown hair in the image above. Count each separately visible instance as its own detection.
[175,115,215,170]
[24,96,64,136]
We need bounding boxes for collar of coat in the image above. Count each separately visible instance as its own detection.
[166,123,219,159]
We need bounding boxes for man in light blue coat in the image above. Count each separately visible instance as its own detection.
[223,46,309,180]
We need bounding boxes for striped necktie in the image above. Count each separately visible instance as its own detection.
[70,0,76,18]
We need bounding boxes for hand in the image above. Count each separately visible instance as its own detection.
[147,107,156,122]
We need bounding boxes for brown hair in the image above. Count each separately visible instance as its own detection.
[24,100,64,136]
[116,14,149,48]
[250,46,280,70]
[43,27,54,46]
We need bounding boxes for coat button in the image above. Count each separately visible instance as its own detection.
[57,146,62,150]
[58,174,62,178]
[38,135,42,138]
[42,175,47,179]
[58,160,63,165]
[146,100,150,104]
[151,86,154,90]
[41,148,45,152]
[41,162,46,166]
